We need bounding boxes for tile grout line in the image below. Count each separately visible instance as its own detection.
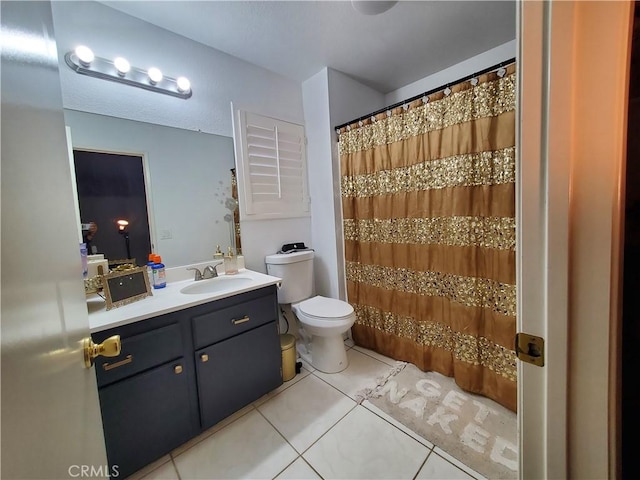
[412,449,434,480]
[293,402,359,461]
[169,404,257,461]
[170,456,182,480]
[350,345,399,367]
[268,454,325,480]
[130,455,173,480]
[432,447,487,480]
[308,349,391,400]
[298,456,325,480]
[254,375,358,451]
[254,384,359,475]
[360,400,435,451]
[252,398,318,479]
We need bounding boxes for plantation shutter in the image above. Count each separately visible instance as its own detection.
[236,110,309,220]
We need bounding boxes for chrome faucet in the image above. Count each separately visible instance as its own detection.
[186,267,203,281]
[187,261,224,281]
[202,265,218,279]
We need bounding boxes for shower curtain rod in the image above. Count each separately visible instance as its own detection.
[334,57,516,132]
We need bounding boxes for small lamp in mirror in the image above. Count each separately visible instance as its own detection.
[116,219,131,260]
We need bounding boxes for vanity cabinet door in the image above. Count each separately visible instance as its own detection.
[98,359,193,479]
[196,321,282,429]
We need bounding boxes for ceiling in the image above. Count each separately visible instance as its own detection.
[99,0,516,93]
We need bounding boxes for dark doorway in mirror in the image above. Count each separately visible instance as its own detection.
[74,150,152,268]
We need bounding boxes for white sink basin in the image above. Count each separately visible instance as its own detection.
[179,275,254,295]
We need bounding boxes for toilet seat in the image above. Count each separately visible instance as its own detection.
[298,295,354,321]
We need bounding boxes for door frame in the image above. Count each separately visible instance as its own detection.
[69,143,158,255]
[66,148,156,263]
[517,1,568,477]
[517,1,633,478]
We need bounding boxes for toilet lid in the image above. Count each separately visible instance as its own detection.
[299,296,354,319]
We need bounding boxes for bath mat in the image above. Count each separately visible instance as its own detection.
[356,362,517,479]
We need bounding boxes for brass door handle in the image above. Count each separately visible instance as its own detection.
[174,365,183,374]
[83,335,121,368]
[201,354,209,362]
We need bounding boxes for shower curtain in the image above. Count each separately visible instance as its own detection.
[338,64,517,411]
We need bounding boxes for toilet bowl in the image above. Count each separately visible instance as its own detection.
[292,296,356,373]
[264,251,356,374]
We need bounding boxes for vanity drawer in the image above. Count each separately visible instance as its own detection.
[192,294,277,349]
[95,322,183,388]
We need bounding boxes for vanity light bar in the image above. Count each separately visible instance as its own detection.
[65,47,192,99]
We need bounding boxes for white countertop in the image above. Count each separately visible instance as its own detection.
[88,268,282,333]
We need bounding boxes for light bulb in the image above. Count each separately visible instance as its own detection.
[75,45,94,66]
[114,57,130,76]
[351,1,398,15]
[176,76,191,93]
[147,67,163,84]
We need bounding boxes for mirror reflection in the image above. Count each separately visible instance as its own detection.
[74,150,152,267]
[65,109,237,268]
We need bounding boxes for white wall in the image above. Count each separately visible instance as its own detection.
[326,69,386,300]
[302,68,386,299]
[51,1,304,138]
[51,1,309,272]
[302,70,333,296]
[64,110,235,268]
[384,40,517,105]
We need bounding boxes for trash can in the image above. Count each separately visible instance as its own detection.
[280,334,296,382]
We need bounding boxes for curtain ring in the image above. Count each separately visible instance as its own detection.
[347,125,351,131]
[444,86,452,96]
[358,120,363,127]
[471,77,479,86]
[371,115,376,123]
[386,110,392,117]
[422,95,429,104]
[497,67,506,77]
[402,104,409,111]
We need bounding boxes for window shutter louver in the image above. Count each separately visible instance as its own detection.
[236,110,309,220]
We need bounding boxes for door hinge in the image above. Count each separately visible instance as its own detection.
[515,332,545,367]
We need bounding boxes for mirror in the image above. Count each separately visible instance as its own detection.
[65,109,238,268]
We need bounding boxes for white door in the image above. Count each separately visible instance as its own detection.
[1,2,108,478]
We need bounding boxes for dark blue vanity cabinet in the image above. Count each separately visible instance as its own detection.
[91,286,282,478]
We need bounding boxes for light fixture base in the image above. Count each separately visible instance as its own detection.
[65,52,192,99]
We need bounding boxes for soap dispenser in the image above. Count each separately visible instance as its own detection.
[224,247,238,275]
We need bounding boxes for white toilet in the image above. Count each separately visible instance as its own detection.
[265,251,355,373]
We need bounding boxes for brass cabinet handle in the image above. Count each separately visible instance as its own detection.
[201,354,209,362]
[102,354,132,371]
[231,316,250,325]
[83,335,122,368]
[174,365,183,374]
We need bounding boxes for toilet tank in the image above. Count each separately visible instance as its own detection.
[265,251,314,304]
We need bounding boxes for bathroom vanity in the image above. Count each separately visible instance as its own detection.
[88,270,283,478]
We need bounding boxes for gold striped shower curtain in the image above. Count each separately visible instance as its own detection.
[338,64,517,411]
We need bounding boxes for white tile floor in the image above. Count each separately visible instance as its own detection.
[128,342,487,480]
